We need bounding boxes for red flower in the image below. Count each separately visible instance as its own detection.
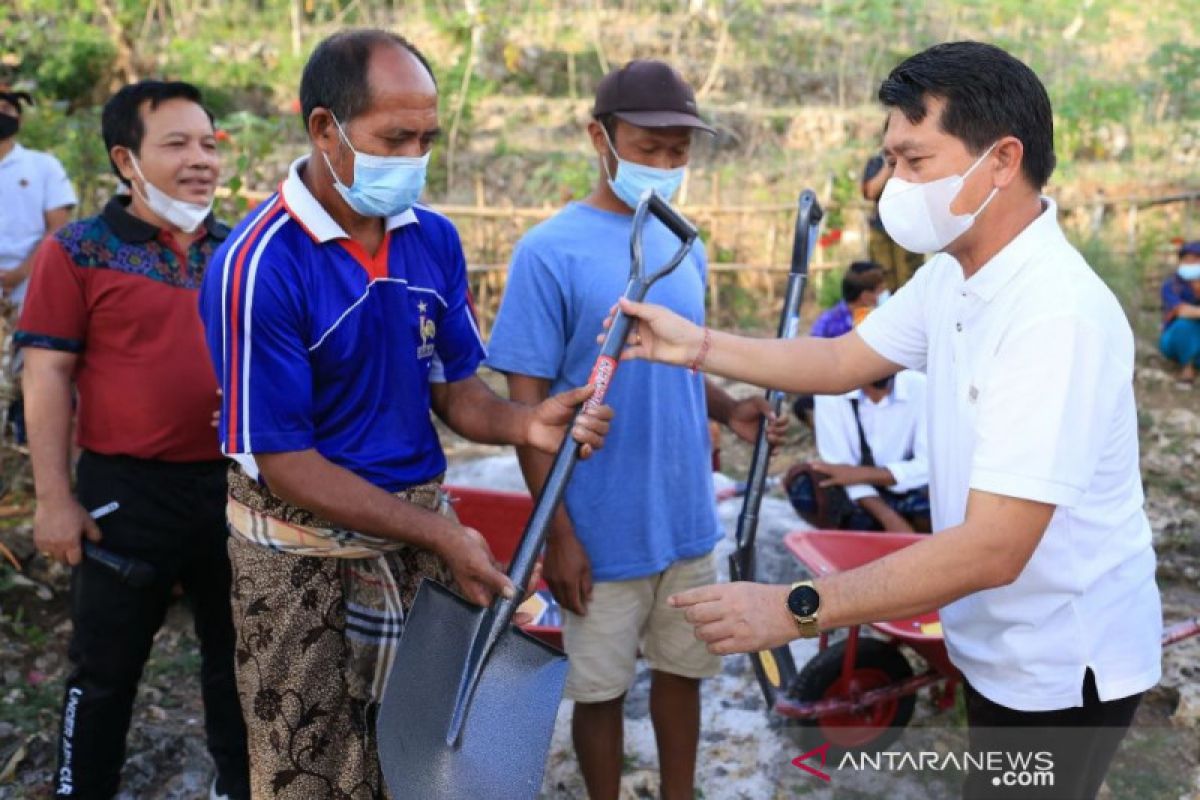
[818,228,843,248]
[214,129,230,143]
[289,97,301,114]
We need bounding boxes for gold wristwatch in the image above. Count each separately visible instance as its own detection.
[786,581,821,638]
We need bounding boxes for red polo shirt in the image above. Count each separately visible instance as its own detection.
[16,197,227,462]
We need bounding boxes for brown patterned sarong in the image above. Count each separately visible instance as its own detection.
[226,465,456,799]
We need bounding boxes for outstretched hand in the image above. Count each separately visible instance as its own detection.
[597,298,705,366]
[669,582,799,655]
[526,384,613,459]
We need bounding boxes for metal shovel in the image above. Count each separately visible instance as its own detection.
[728,189,823,711]
[377,191,699,800]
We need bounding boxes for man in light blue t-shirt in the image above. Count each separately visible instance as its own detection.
[487,60,785,800]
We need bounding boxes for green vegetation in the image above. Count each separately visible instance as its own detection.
[1,1,1195,320]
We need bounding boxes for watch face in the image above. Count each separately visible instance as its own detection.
[788,585,820,618]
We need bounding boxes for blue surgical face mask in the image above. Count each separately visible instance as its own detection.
[601,127,686,210]
[1179,263,1200,281]
[324,114,429,218]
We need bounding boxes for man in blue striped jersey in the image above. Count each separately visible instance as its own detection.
[198,29,611,798]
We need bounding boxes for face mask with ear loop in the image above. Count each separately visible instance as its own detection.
[877,141,1000,254]
[323,113,429,218]
[128,154,213,234]
[599,125,686,210]
[0,113,18,140]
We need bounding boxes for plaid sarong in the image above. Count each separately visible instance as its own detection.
[224,465,456,799]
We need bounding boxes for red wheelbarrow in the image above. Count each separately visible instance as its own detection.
[775,530,961,754]
[449,485,1200,756]
[766,529,1200,754]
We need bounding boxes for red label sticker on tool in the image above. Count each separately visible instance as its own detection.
[585,355,618,410]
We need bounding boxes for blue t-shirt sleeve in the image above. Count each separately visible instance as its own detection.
[486,238,569,381]
[431,223,487,383]
[212,255,315,455]
[692,240,709,287]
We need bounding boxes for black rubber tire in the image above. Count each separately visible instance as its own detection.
[786,637,916,756]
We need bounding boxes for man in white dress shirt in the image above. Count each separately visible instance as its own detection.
[785,370,929,532]
[613,41,1161,799]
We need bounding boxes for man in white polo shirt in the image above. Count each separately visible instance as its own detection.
[0,87,76,304]
[613,41,1160,798]
[0,87,76,444]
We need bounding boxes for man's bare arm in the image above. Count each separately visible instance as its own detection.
[25,347,101,565]
[698,330,899,396]
[430,374,610,457]
[612,298,900,396]
[671,490,1054,654]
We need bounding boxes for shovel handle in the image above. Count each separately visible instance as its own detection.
[635,190,699,256]
[514,198,698,589]
[444,194,699,747]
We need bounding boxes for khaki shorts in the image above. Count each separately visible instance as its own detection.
[563,552,722,703]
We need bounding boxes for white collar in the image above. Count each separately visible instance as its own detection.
[849,374,908,406]
[960,196,1061,303]
[0,143,26,167]
[279,155,418,243]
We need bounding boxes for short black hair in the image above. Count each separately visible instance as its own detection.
[595,112,619,144]
[878,41,1056,189]
[843,260,884,303]
[102,80,213,186]
[300,29,437,132]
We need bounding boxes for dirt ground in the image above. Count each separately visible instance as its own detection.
[0,317,1197,799]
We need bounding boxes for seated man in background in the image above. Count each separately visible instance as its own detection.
[810,260,886,339]
[784,369,929,532]
[1160,239,1200,386]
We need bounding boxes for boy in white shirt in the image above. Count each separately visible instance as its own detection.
[786,370,929,532]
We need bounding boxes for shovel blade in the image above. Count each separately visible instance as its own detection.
[377,580,567,800]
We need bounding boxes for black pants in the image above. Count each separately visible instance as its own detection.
[53,451,249,799]
[962,670,1142,799]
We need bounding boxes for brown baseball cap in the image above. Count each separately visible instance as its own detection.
[592,59,714,133]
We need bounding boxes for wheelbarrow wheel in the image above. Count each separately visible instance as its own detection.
[786,637,915,755]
